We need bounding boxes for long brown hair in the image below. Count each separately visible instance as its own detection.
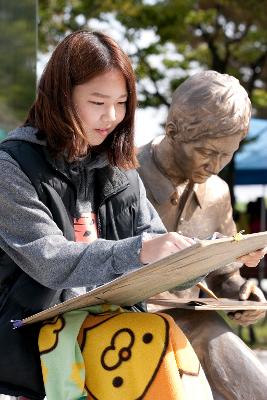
[25,31,137,168]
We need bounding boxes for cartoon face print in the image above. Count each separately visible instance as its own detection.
[38,316,65,355]
[78,312,168,400]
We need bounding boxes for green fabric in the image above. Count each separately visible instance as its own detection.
[39,304,123,400]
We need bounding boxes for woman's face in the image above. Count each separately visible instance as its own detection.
[72,69,127,146]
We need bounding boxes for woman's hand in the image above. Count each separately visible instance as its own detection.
[140,232,195,265]
[237,247,267,268]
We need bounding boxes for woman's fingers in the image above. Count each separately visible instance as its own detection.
[173,233,196,249]
[140,232,194,265]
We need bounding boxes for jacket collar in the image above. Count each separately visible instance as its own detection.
[95,165,130,203]
[43,145,129,203]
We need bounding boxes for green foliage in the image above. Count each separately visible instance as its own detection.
[186,8,217,26]
[252,89,267,108]
[0,0,36,127]
[38,0,267,118]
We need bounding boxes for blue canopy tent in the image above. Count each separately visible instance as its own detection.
[235,118,267,185]
[0,129,6,141]
[235,117,267,229]
[235,117,267,230]
[235,118,267,283]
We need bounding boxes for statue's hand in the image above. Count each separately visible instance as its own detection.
[237,247,267,268]
[228,279,266,326]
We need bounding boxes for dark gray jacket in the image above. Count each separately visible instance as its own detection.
[0,127,166,399]
[0,127,166,299]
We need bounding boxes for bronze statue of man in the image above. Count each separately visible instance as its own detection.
[138,70,267,400]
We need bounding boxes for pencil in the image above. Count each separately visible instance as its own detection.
[197,282,219,300]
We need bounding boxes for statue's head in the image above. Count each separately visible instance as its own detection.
[165,70,251,183]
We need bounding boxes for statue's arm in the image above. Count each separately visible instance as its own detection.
[205,187,266,325]
[205,184,242,296]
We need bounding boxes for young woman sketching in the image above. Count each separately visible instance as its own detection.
[0,30,264,400]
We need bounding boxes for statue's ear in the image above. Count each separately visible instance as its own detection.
[166,121,178,141]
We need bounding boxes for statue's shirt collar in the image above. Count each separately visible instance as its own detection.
[142,141,206,208]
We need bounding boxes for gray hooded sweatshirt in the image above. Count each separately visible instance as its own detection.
[0,126,166,300]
